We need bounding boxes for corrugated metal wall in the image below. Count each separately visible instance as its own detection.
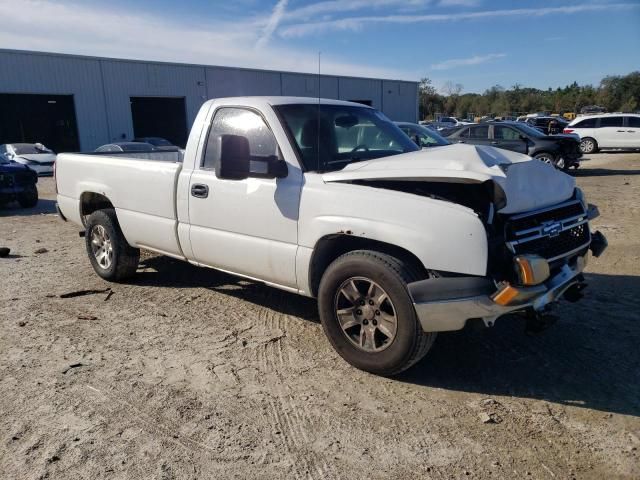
[0,49,418,151]
[0,50,109,149]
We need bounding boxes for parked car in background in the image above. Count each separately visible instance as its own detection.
[0,153,38,208]
[132,137,178,150]
[0,143,56,176]
[564,114,640,153]
[580,105,606,115]
[437,116,472,127]
[395,122,451,148]
[95,142,156,153]
[517,116,570,135]
[443,121,582,169]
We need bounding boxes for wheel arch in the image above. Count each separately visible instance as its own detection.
[308,234,428,298]
[79,191,115,226]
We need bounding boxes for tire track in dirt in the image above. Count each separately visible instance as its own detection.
[83,384,237,463]
[255,292,336,480]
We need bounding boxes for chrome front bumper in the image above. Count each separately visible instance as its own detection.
[410,255,589,333]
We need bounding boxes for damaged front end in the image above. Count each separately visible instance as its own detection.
[408,188,607,333]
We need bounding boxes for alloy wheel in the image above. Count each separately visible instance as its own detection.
[334,277,398,352]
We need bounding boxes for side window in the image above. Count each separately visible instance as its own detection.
[575,118,597,128]
[469,126,489,139]
[626,116,640,128]
[494,126,520,140]
[599,116,623,128]
[203,107,278,170]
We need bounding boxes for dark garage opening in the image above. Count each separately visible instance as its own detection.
[0,93,80,153]
[130,97,188,148]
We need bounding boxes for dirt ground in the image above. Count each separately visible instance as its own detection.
[1,152,639,480]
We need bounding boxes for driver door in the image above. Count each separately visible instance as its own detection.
[187,107,302,289]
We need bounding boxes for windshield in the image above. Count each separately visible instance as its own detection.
[512,123,545,138]
[275,104,419,172]
[12,143,52,155]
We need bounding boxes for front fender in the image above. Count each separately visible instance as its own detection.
[299,180,488,277]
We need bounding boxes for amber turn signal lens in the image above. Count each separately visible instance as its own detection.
[492,285,520,306]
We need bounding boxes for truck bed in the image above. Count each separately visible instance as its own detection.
[56,152,184,258]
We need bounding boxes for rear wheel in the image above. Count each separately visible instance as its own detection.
[85,209,139,281]
[17,185,38,208]
[318,250,436,376]
[580,137,597,154]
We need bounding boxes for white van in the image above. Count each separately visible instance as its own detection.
[565,114,640,153]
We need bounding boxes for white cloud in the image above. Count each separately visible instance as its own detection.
[279,3,639,37]
[430,53,506,70]
[0,0,412,80]
[256,0,289,48]
[284,0,430,21]
[438,0,481,6]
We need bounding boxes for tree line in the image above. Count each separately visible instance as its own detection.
[419,71,640,120]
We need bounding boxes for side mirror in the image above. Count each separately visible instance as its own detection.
[6,153,15,160]
[267,158,288,178]
[250,155,288,179]
[216,134,250,180]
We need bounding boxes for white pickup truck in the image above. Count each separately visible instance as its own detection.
[56,97,607,376]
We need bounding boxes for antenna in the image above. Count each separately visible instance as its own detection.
[317,51,321,172]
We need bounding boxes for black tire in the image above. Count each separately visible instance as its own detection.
[17,185,38,208]
[85,209,139,281]
[318,250,436,376]
[580,137,598,154]
[533,152,557,167]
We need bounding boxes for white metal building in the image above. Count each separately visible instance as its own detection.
[0,49,419,152]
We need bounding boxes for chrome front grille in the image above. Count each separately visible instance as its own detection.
[505,200,591,262]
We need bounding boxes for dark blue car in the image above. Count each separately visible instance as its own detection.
[0,155,38,208]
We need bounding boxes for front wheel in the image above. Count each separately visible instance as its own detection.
[17,185,38,208]
[318,250,436,376]
[85,209,140,281]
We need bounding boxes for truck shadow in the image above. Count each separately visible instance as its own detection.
[0,199,57,217]
[135,255,320,323]
[400,272,640,418]
[133,257,639,417]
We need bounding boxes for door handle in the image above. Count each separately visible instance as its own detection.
[616,130,625,132]
[191,183,209,198]
[491,141,499,144]
[628,130,636,133]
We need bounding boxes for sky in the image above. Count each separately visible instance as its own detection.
[0,0,639,93]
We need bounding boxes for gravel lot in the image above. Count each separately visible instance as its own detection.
[1,152,639,479]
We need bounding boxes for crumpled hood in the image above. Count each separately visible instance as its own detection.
[16,153,56,164]
[322,144,575,214]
